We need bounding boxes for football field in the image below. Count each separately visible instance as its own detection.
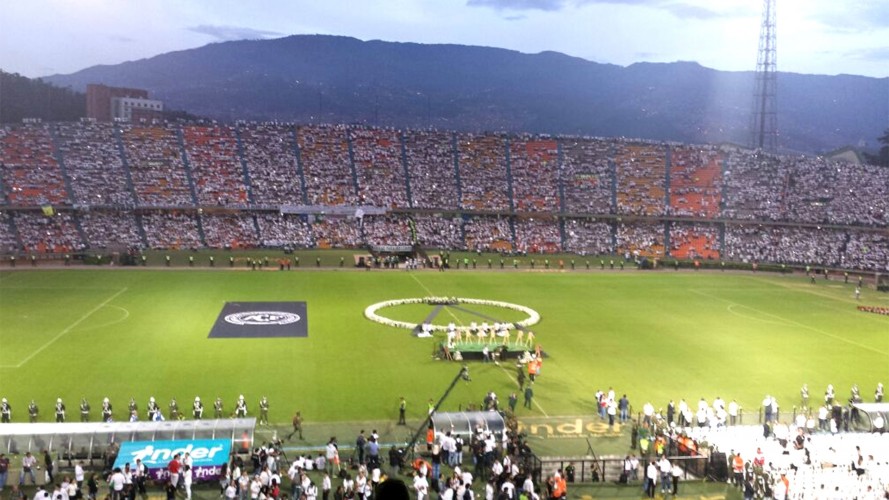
[0,267,887,425]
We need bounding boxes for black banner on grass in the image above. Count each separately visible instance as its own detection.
[209,302,307,338]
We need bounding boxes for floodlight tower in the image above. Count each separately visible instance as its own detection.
[750,0,778,152]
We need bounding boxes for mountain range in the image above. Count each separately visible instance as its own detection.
[43,34,889,154]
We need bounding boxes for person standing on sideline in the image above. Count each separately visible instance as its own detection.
[0,453,10,492]
[618,395,629,423]
[43,450,54,484]
[167,453,181,489]
[508,392,518,413]
[55,398,66,422]
[0,399,11,423]
[18,452,36,486]
[645,460,657,498]
[288,411,303,440]
[258,397,269,425]
[398,397,406,425]
[28,400,38,423]
[671,462,682,495]
[102,398,113,422]
[80,398,91,422]
[523,383,534,409]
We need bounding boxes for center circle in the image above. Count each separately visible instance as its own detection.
[364,297,540,332]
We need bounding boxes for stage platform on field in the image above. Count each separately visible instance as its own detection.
[435,341,543,361]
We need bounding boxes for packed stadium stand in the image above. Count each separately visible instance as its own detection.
[0,120,887,271]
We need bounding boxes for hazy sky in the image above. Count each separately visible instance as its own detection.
[2,0,887,79]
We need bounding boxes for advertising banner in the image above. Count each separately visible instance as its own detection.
[113,439,231,482]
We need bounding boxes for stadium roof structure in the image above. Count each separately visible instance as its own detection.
[850,403,889,432]
[0,418,255,456]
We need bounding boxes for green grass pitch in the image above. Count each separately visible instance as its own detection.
[0,268,886,425]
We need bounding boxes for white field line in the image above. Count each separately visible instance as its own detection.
[690,288,888,356]
[407,273,549,416]
[10,287,129,368]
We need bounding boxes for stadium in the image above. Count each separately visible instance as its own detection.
[0,117,887,499]
[1,3,889,500]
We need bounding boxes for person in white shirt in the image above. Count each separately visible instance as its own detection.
[522,476,534,495]
[225,482,238,500]
[645,461,657,498]
[237,471,250,500]
[108,468,125,500]
[500,479,515,499]
[322,472,331,500]
[413,473,429,500]
[74,462,85,488]
[249,476,262,500]
[658,456,671,494]
[728,400,739,426]
[183,466,193,500]
[484,481,494,500]
[305,481,318,500]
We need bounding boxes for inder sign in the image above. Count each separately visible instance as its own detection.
[113,439,232,482]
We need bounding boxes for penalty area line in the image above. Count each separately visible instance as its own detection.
[12,287,129,368]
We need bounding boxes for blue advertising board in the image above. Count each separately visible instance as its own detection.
[113,439,231,482]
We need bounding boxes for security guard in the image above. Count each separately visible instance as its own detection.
[28,400,39,422]
[102,398,113,422]
[214,397,224,418]
[193,397,204,419]
[55,398,66,422]
[147,397,159,421]
[1,398,11,423]
[235,395,248,418]
[80,398,91,422]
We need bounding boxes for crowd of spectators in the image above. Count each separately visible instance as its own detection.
[79,211,143,249]
[723,226,846,267]
[668,145,722,218]
[513,217,561,254]
[617,222,665,259]
[510,137,560,213]
[412,215,465,250]
[0,124,69,206]
[669,223,720,260]
[696,424,889,499]
[614,142,667,216]
[56,121,133,207]
[721,151,787,221]
[311,217,363,249]
[141,212,202,249]
[183,125,250,207]
[201,213,259,249]
[14,212,82,254]
[350,128,410,209]
[239,123,303,207]
[297,124,358,206]
[463,216,513,253]
[0,212,19,252]
[254,213,313,248]
[457,133,510,211]
[843,231,889,272]
[120,125,194,207]
[563,219,613,255]
[560,139,613,214]
[362,214,412,247]
[0,121,886,271]
[403,130,459,210]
